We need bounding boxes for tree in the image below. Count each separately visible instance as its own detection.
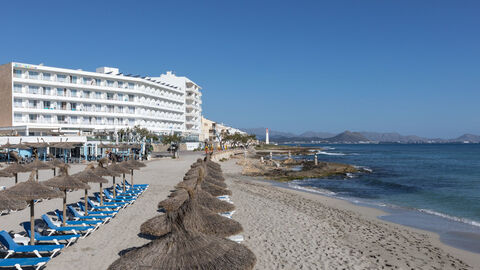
[161,134,182,158]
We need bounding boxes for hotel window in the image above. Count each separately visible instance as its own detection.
[83,77,90,84]
[95,104,102,112]
[106,93,114,100]
[128,83,134,89]
[107,80,114,87]
[43,73,51,81]
[71,76,77,84]
[29,114,38,123]
[129,119,135,125]
[71,103,77,111]
[14,113,23,122]
[14,69,22,78]
[128,106,135,114]
[29,71,39,80]
[95,92,102,99]
[128,95,134,102]
[44,101,51,109]
[29,86,39,95]
[14,84,23,93]
[117,93,123,101]
[107,117,114,124]
[57,74,66,83]
[14,99,23,108]
[57,115,66,123]
[83,90,91,98]
[61,102,67,110]
[44,115,52,123]
[84,104,92,111]
[71,116,77,123]
[118,81,123,88]
[70,89,77,97]
[107,105,114,112]
[95,79,101,86]
[57,88,63,96]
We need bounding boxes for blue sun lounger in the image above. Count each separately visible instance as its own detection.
[86,200,120,212]
[41,215,95,238]
[104,189,136,201]
[95,193,130,206]
[125,180,148,188]
[0,231,63,258]
[55,210,103,227]
[67,206,113,222]
[80,202,118,215]
[22,222,80,247]
[0,257,50,270]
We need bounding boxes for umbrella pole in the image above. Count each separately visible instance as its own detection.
[63,190,67,226]
[131,169,134,187]
[84,189,88,215]
[36,169,39,181]
[123,173,126,193]
[30,200,35,245]
[100,183,103,206]
[15,173,18,184]
[53,168,56,176]
[113,176,116,198]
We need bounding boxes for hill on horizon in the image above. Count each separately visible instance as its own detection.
[242,127,480,143]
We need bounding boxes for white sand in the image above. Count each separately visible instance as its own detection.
[221,158,480,270]
[2,155,479,269]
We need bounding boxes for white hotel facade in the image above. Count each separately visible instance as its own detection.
[0,62,202,141]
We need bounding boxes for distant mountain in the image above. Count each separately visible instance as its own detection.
[298,131,335,138]
[325,131,370,143]
[242,127,480,144]
[359,132,430,143]
[453,134,480,143]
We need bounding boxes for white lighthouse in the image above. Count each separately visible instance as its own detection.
[266,128,270,145]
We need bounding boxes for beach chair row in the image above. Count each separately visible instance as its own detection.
[0,181,148,269]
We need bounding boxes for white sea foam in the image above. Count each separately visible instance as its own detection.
[316,151,346,156]
[418,209,480,228]
[288,183,337,196]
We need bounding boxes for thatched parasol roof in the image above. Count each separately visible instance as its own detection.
[1,163,29,174]
[72,164,109,184]
[107,161,130,174]
[141,180,242,238]
[182,179,232,197]
[126,159,146,168]
[184,175,227,188]
[157,190,189,211]
[0,170,13,178]
[24,158,53,171]
[4,172,64,201]
[44,167,91,191]
[0,191,27,211]
[93,158,121,177]
[108,186,255,270]
[47,155,70,168]
[120,161,140,171]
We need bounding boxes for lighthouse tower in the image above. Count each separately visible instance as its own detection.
[266,128,270,145]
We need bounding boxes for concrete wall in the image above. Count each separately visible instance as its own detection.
[210,150,242,162]
[0,63,12,127]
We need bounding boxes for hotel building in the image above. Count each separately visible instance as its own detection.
[0,62,202,140]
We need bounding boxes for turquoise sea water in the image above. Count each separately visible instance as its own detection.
[284,144,480,252]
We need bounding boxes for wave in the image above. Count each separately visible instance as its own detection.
[316,151,346,156]
[418,209,480,228]
[288,182,337,196]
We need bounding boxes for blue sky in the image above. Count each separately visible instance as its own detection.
[1,0,479,138]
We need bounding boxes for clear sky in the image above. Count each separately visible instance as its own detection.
[1,0,479,138]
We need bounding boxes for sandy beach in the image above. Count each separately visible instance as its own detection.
[1,153,479,269]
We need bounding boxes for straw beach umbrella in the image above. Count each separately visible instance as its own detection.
[5,171,64,245]
[47,154,70,176]
[0,170,13,178]
[44,167,91,226]
[107,187,256,270]
[93,158,120,205]
[72,164,108,215]
[106,159,130,197]
[24,156,53,181]
[1,155,29,184]
[0,191,27,211]
[141,177,242,238]
[119,161,140,192]
[168,184,235,213]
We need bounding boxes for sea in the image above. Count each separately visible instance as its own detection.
[282,143,480,253]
